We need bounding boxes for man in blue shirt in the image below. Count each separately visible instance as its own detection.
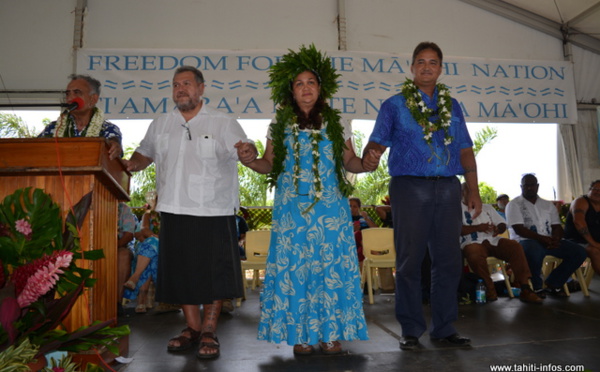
[38,74,122,159]
[362,41,481,351]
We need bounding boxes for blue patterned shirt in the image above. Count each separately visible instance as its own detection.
[38,118,122,144]
[369,86,472,177]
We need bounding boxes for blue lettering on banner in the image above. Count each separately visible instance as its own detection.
[331,57,354,72]
[236,56,281,71]
[330,97,356,114]
[101,97,169,115]
[477,101,568,119]
[80,50,576,123]
[443,62,459,76]
[88,55,228,71]
[471,64,565,80]
[361,58,405,73]
[242,97,263,114]
[363,98,384,115]
[458,101,469,118]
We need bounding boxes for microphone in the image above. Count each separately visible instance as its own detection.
[62,97,84,112]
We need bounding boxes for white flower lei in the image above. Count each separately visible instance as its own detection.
[401,78,453,146]
[291,122,324,214]
[55,107,105,138]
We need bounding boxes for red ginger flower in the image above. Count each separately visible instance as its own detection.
[13,251,73,308]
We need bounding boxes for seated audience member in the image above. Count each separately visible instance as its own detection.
[506,174,587,297]
[564,180,600,275]
[494,194,509,219]
[124,194,160,313]
[117,202,136,315]
[460,183,542,303]
[236,214,249,259]
[350,197,395,293]
[350,197,379,262]
[375,196,393,228]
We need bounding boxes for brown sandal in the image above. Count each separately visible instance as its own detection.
[167,327,201,352]
[293,343,315,356]
[196,332,220,360]
[319,340,342,355]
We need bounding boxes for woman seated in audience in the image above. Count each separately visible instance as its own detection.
[124,191,160,313]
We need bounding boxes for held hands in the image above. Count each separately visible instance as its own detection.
[235,140,258,165]
[479,223,496,235]
[361,149,382,172]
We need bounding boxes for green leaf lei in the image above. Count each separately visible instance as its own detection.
[401,78,453,146]
[267,105,353,213]
[265,44,353,213]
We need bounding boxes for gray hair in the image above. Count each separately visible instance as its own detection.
[68,74,102,95]
[174,66,205,84]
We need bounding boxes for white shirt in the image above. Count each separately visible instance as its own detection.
[136,103,248,216]
[460,203,507,249]
[505,195,560,240]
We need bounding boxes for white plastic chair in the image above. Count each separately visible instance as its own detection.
[241,230,270,294]
[541,255,590,297]
[360,228,396,304]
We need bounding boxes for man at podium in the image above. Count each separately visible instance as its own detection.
[123,66,250,360]
[38,74,123,159]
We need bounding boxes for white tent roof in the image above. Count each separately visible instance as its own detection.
[463,0,600,55]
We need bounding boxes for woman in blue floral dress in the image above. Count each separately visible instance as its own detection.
[236,45,380,355]
[124,195,160,313]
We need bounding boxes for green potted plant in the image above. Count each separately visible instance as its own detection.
[0,187,129,369]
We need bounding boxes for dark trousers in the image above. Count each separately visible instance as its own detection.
[390,176,462,339]
[519,238,587,290]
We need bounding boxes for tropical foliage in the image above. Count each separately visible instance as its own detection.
[124,144,157,208]
[0,188,129,361]
[0,113,37,138]
[238,140,270,206]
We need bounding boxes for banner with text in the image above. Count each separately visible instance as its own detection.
[77,48,577,124]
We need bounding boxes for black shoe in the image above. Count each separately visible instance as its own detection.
[534,289,547,299]
[430,333,471,346]
[399,336,419,350]
[545,287,569,298]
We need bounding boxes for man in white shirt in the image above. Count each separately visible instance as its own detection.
[506,174,587,298]
[124,66,256,360]
[460,183,542,303]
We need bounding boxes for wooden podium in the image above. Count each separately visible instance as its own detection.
[0,138,130,332]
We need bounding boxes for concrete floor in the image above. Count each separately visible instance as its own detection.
[113,277,600,372]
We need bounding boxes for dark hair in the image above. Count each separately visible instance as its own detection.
[589,180,600,189]
[521,173,538,184]
[411,42,443,65]
[349,197,362,208]
[174,66,205,84]
[291,70,324,129]
[68,74,101,95]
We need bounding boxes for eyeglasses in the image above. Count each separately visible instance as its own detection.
[181,122,191,140]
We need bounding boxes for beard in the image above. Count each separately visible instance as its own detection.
[174,94,201,112]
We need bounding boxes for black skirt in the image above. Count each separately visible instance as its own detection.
[156,212,244,304]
